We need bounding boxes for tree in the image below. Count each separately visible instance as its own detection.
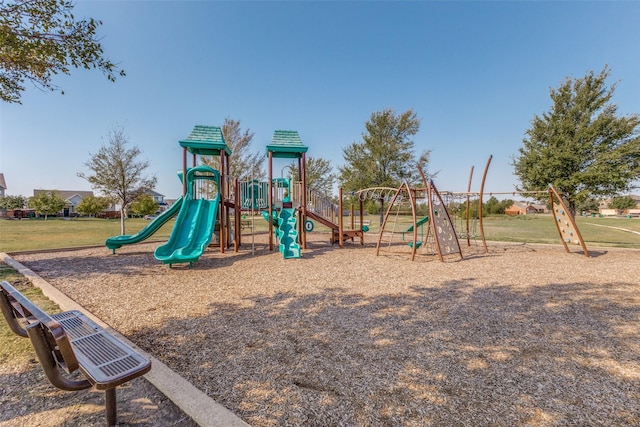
[202,118,265,180]
[288,156,336,196]
[513,66,640,217]
[29,190,65,220]
[78,126,157,234]
[75,195,110,217]
[609,195,637,210]
[129,194,159,217]
[0,194,27,210]
[0,0,124,104]
[339,108,422,191]
[577,197,600,214]
[339,108,433,223]
[483,196,514,215]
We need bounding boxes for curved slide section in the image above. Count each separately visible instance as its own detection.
[154,196,219,266]
[277,208,300,259]
[105,197,183,252]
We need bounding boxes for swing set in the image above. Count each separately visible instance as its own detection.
[376,167,463,262]
[375,157,590,262]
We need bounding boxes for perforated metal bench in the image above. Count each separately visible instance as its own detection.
[0,281,151,426]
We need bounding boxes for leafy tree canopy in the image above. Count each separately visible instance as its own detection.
[0,194,27,210]
[288,156,336,197]
[75,194,110,216]
[484,196,514,215]
[339,108,436,225]
[29,190,65,219]
[1,0,124,103]
[339,108,426,191]
[609,195,637,210]
[78,126,156,234]
[576,197,600,214]
[130,193,159,217]
[513,66,640,216]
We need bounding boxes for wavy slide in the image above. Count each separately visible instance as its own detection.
[277,208,300,259]
[153,196,219,266]
[105,197,183,252]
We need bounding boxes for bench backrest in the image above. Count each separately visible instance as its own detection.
[0,281,80,372]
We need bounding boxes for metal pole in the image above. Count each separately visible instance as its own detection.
[105,388,117,426]
[465,165,474,247]
[478,155,493,254]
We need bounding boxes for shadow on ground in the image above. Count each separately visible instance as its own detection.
[130,279,640,426]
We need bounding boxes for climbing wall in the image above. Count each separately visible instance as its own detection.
[549,185,589,257]
[427,181,463,261]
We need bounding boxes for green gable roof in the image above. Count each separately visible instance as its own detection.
[179,125,231,156]
[266,130,308,159]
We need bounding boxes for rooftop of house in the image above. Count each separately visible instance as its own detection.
[33,190,94,200]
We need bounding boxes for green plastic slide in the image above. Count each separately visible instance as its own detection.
[403,215,429,233]
[277,208,300,259]
[105,197,183,252]
[154,165,220,266]
[154,197,218,266]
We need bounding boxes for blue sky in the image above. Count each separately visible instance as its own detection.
[1,1,639,199]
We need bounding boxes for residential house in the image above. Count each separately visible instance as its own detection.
[629,195,640,217]
[33,190,94,217]
[505,201,548,216]
[598,195,640,217]
[145,189,168,212]
[106,189,168,216]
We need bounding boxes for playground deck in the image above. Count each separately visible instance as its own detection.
[6,233,640,427]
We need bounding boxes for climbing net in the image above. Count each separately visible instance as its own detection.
[440,191,480,244]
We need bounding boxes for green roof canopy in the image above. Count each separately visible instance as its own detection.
[179,125,231,156]
[266,130,308,159]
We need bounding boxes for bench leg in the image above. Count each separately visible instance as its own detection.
[26,323,91,391]
[105,388,117,426]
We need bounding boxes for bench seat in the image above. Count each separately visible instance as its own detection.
[51,310,151,390]
[0,281,151,426]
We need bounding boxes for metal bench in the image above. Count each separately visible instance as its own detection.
[0,281,151,426]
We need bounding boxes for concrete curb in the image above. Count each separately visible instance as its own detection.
[1,253,250,427]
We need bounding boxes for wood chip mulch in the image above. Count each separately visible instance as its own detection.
[12,233,640,426]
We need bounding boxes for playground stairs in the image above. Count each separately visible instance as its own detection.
[277,208,301,259]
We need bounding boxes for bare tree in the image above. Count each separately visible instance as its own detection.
[78,126,156,234]
[202,118,265,180]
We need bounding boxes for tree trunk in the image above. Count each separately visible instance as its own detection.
[120,207,126,234]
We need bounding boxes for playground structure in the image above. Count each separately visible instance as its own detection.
[375,156,590,261]
[375,169,463,262]
[105,128,591,265]
[261,130,368,256]
[105,126,369,265]
[106,126,231,266]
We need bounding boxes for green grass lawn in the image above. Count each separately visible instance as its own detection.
[359,213,640,249]
[0,264,61,364]
[0,214,638,253]
[0,217,176,252]
[479,215,640,248]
